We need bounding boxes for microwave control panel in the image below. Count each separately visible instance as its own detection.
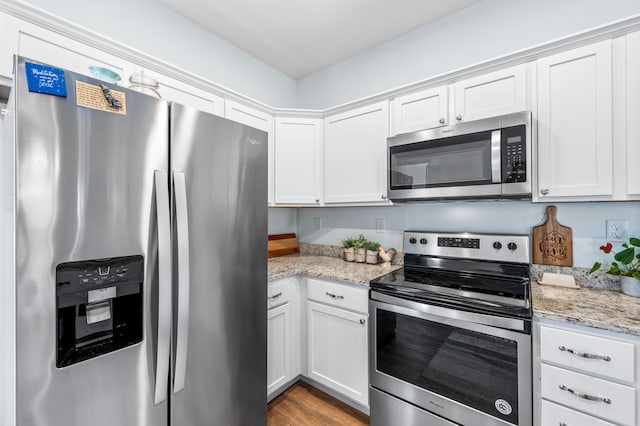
[501,125,527,183]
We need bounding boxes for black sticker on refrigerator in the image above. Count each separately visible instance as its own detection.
[25,62,67,97]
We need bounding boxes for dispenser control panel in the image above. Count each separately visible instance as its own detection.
[56,255,144,368]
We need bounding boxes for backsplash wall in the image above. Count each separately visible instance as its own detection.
[293,202,640,269]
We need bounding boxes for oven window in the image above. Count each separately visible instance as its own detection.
[389,131,493,189]
[376,309,519,424]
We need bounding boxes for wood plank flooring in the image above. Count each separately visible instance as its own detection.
[268,382,369,426]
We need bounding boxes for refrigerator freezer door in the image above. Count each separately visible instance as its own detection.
[170,103,268,426]
[14,58,169,426]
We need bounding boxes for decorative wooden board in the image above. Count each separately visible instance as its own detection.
[532,205,573,266]
[268,233,300,258]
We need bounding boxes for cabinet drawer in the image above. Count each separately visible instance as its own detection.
[540,325,635,382]
[541,400,616,426]
[267,278,295,309]
[307,278,368,314]
[541,364,635,426]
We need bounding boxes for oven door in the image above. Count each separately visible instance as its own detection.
[369,292,532,426]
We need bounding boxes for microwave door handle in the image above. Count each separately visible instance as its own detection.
[153,170,171,405]
[172,171,190,394]
[491,130,501,183]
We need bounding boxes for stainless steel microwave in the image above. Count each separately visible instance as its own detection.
[387,112,532,201]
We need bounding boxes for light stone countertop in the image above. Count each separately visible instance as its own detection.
[532,282,640,336]
[268,254,401,285]
[269,254,640,336]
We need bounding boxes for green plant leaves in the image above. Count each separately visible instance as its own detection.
[614,247,635,265]
[630,237,640,247]
[589,262,602,274]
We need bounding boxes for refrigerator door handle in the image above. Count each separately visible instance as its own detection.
[153,170,171,405]
[173,171,190,393]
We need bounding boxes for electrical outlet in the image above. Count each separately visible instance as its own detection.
[606,219,628,242]
[313,217,322,231]
[376,218,385,233]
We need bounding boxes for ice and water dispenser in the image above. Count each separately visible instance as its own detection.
[56,255,144,368]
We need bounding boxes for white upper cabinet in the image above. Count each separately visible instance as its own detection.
[536,40,613,199]
[323,101,390,204]
[391,85,448,135]
[624,32,640,196]
[224,100,274,204]
[452,64,527,123]
[390,64,526,136]
[128,67,224,115]
[0,13,131,83]
[274,117,322,205]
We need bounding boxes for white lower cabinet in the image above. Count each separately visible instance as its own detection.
[267,278,300,399]
[307,301,368,407]
[306,278,369,408]
[266,276,370,409]
[535,320,640,426]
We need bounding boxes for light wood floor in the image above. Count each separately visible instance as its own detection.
[268,382,369,426]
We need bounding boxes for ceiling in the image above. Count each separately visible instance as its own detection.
[159,0,480,79]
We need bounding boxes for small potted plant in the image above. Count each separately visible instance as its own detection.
[354,234,367,263]
[341,236,356,262]
[590,237,640,297]
[365,240,380,264]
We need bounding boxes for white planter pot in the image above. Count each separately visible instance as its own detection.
[620,276,640,297]
[343,247,355,262]
[355,248,366,263]
[366,250,378,264]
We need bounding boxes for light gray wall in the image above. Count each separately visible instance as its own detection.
[296,202,640,269]
[297,0,640,109]
[19,0,297,107]
[268,208,297,235]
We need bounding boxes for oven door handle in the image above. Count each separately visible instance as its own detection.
[370,290,527,332]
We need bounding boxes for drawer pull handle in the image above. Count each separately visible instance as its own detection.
[558,385,611,404]
[325,291,344,300]
[268,292,283,300]
[558,346,611,361]
[559,423,567,426]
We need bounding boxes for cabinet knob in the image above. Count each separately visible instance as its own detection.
[438,117,445,124]
[381,194,387,200]
[540,189,549,195]
[456,115,462,121]
[359,318,366,325]
[315,199,320,203]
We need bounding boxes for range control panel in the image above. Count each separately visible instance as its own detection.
[404,231,530,263]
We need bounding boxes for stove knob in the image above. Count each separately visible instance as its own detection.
[507,242,518,251]
[420,238,428,245]
[492,241,502,250]
[409,237,417,244]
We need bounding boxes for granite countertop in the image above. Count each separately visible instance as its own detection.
[268,254,401,285]
[532,282,640,336]
[269,253,640,336]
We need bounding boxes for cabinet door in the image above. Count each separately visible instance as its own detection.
[323,101,389,204]
[0,13,130,84]
[225,100,274,204]
[391,86,448,135]
[307,301,368,407]
[452,64,527,123]
[267,302,291,397]
[537,41,613,199]
[626,32,640,196]
[274,117,322,205]
[128,68,224,115]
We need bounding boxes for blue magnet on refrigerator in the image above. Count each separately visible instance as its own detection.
[25,62,67,97]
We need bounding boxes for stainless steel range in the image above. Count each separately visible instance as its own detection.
[369,231,532,426]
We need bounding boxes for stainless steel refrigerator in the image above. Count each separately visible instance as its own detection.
[0,56,267,426]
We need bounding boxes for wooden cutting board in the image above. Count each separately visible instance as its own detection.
[268,233,300,258]
[532,205,573,266]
